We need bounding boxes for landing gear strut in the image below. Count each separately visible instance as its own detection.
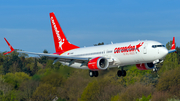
[117,67,126,77]
[89,70,99,77]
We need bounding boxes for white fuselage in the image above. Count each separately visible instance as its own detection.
[60,40,168,69]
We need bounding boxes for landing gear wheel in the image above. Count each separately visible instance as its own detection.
[89,71,99,77]
[122,70,126,77]
[117,70,122,77]
[89,70,94,77]
[94,71,99,77]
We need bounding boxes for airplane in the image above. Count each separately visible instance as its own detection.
[4,12,176,77]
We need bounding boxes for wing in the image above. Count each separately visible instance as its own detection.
[18,51,89,64]
[4,38,90,66]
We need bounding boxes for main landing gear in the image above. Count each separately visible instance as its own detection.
[117,67,126,77]
[89,70,99,77]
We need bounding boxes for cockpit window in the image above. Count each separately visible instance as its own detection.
[152,45,165,48]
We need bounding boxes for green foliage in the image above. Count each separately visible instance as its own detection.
[61,70,91,101]
[80,80,101,101]
[0,90,3,95]
[168,98,180,101]
[151,91,171,101]
[0,53,3,66]
[80,79,123,101]
[136,94,151,101]
[40,73,65,87]
[18,80,39,100]
[32,83,57,101]
[166,40,173,50]
[94,42,104,46]
[45,60,62,70]
[1,90,20,101]
[46,60,54,69]
[156,67,180,91]
[117,66,152,86]
[57,98,66,101]
[159,53,179,73]
[31,58,38,76]
[117,83,153,101]
[111,94,120,101]
[159,40,179,73]
[31,74,41,81]
[38,49,48,65]
[0,65,3,75]
[2,51,23,74]
[3,72,31,89]
[176,47,180,64]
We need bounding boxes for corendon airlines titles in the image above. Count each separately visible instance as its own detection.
[114,42,144,54]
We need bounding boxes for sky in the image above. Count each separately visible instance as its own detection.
[0,0,180,54]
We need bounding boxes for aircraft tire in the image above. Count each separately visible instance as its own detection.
[89,70,94,77]
[94,71,99,77]
[122,70,126,77]
[117,70,122,77]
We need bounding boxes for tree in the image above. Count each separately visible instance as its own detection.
[2,51,23,74]
[31,84,57,101]
[0,53,3,66]
[40,73,65,87]
[38,49,48,68]
[156,67,180,92]
[3,72,31,89]
[31,58,38,76]
[94,42,104,46]
[111,83,154,101]
[80,79,123,101]
[176,46,180,64]
[158,40,179,73]
[18,80,39,100]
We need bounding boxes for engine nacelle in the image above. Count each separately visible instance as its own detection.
[88,57,109,70]
[136,63,155,70]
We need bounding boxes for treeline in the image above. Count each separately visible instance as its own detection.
[0,44,180,101]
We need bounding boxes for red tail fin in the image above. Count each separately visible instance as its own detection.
[4,38,15,55]
[49,12,79,55]
[171,37,175,50]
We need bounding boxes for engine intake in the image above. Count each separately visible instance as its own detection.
[136,62,154,70]
[88,57,109,70]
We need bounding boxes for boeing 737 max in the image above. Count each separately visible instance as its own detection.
[4,12,176,77]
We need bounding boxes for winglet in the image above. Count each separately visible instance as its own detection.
[171,37,175,50]
[4,38,15,55]
[168,37,176,53]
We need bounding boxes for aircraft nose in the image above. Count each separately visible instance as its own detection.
[160,48,168,58]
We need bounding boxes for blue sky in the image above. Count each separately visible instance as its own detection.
[1,0,180,54]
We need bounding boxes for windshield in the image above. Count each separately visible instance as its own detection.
[152,45,165,48]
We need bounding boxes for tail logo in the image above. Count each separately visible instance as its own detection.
[51,17,64,50]
[59,39,65,50]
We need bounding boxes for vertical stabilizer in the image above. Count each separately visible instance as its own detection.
[49,12,79,55]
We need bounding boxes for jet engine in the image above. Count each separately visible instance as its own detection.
[88,57,109,70]
[136,62,155,70]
